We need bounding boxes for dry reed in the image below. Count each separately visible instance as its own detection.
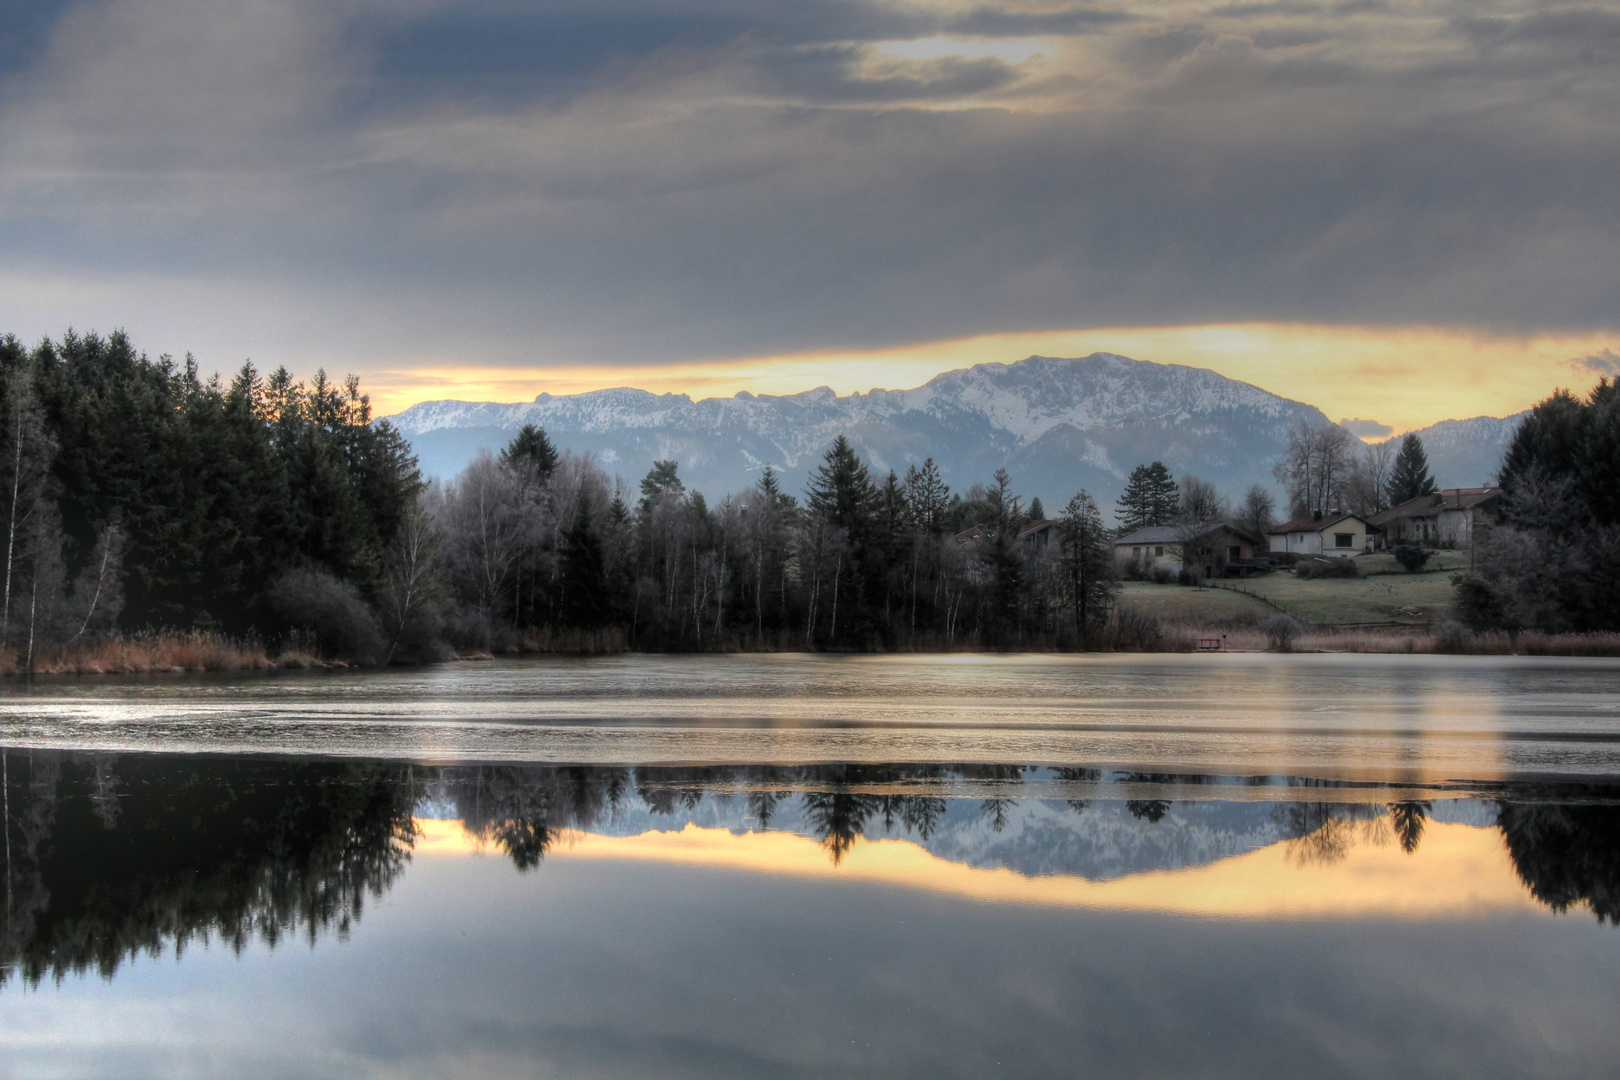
[0,632,316,676]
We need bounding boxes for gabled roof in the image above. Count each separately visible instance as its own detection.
[1114,522,1235,546]
[1018,518,1053,537]
[1268,513,1372,535]
[1367,487,1502,526]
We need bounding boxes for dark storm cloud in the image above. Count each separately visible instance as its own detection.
[0,0,1616,367]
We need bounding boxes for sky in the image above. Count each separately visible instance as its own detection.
[1,0,1617,430]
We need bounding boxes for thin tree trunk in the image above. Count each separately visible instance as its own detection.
[2,408,22,645]
[25,567,38,676]
[73,534,116,640]
[828,552,841,643]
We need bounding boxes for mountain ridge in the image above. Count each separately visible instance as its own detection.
[389,353,1523,508]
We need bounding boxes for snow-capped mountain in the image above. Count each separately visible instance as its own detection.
[389,353,1332,509]
[1395,413,1526,489]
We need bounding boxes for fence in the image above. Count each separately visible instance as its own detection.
[1198,580,1310,624]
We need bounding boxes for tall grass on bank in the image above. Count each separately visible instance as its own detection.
[7,621,1620,676]
[0,633,298,676]
[1131,610,1620,656]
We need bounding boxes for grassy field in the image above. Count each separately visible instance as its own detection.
[1120,565,1461,626]
[1353,550,1469,575]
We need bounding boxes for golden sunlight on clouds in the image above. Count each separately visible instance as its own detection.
[368,325,1619,433]
[411,818,1548,920]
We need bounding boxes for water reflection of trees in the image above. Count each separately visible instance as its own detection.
[7,757,1620,986]
[1499,799,1620,925]
[436,764,1008,866]
[1,751,417,987]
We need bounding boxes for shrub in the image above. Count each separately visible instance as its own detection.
[1112,607,1163,650]
[1294,557,1362,580]
[1261,613,1305,652]
[1453,573,1520,633]
[1150,565,1175,585]
[1177,569,1195,586]
[1394,545,1431,572]
[1432,619,1474,653]
[1122,556,1143,581]
[267,568,386,664]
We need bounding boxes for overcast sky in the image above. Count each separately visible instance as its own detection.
[1,0,1616,423]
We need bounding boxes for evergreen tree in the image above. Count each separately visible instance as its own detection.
[639,460,683,511]
[1459,379,1620,634]
[806,436,875,533]
[1116,462,1178,531]
[1058,491,1116,644]
[500,424,559,484]
[982,469,1024,637]
[560,492,609,628]
[805,437,876,644]
[1027,497,1045,522]
[1385,432,1438,506]
[902,458,950,535]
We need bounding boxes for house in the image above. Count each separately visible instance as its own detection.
[1018,519,1055,554]
[955,519,1058,554]
[1267,512,1376,557]
[1114,523,1264,578]
[1367,487,1501,549]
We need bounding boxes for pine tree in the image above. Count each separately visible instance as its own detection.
[560,492,608,628]
[1116,462,1179,531]
[639,460,683,511]
[1058,491,1116,644]
[902,458,950,535]
[1385,433,1438,506]
[806,436,875,532]
[500,424,559,485]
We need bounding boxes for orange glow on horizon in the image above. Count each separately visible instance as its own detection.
[364,324,1618,436]
[411,818,1550,920]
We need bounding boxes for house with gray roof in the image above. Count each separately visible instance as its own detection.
[1114,523,1263,579]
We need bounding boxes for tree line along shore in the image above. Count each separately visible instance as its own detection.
[0,330,1616,674]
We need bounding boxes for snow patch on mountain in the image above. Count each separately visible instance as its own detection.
[388,353,1332,510]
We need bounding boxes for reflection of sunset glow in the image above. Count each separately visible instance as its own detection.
[413,818,1548,920]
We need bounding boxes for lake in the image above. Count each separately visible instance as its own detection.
[2,654,1618,1078]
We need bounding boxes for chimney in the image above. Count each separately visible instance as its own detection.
[1312,508,1323,521]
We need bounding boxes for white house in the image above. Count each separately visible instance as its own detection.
[1267,512,1376,557]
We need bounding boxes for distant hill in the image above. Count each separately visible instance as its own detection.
[389,353,1332,511]
[1393,413,1526,488]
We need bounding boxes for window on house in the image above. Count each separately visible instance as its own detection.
[1154,546,1165,557]
[1227,546,1241,560]
[1334,532,1354,548]
[1133,546,1141,557]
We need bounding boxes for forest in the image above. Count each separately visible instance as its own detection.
[6,329,1607,664]
[1455,378,1620,633]
[0,332,1119,664]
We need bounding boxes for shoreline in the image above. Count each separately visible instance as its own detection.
[5,625,1620,678]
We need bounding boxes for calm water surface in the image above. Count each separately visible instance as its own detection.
[2,655,1618,1078]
